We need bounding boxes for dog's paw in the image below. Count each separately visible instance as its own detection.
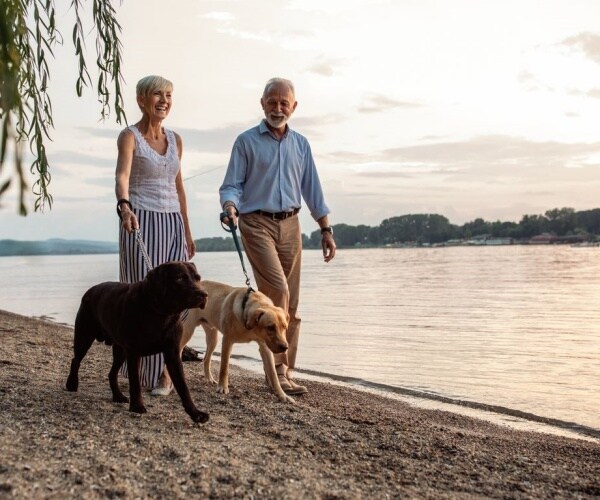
[129,404,147,414]
[113,393,129,404]
[203,370,217,384]
[65,376,78,392]
[65,382,78,392]
[277,394,296,404]
[216,385,229,395]
[189,409,210,424]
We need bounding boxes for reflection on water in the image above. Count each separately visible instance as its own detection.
[302,246,600,431]
[1,246,599,432]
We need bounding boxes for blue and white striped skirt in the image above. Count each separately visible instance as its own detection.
[118,208,189,388]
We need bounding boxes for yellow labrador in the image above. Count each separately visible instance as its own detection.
[179,281,295,403]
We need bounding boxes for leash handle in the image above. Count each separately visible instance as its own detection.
[219,210,236,233]
[220,211,252,288]
[134,228,154,272]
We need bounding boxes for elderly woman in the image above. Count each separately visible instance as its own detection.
[115,75,195,395]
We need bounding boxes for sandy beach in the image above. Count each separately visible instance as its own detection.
[0,309,598,498]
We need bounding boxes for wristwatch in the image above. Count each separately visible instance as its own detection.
[320,226,333,235]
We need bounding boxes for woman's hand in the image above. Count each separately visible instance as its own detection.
[186,233,196,258]
[120,206,139,233]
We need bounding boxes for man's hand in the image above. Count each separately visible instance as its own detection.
[222,203,238,229]
[322,232,336,262]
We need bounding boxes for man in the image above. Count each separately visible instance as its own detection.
[219,77,336,395]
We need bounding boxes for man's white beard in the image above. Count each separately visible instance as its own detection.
[266,114,287,129]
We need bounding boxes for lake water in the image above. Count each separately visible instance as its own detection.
[1,247,598,439]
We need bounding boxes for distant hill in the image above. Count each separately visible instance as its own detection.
[0,237,241,256]
[0,239,119,256]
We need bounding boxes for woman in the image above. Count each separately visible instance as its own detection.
[115,75,195,395]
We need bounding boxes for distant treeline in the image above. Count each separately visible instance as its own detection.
[307,207,600,248]
[2,207,597,256]
[195,207,600,250]
[0,239,118,256]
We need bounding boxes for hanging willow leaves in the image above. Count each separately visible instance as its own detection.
[0,0,127,215]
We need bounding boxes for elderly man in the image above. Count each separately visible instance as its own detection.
[219,77,336,395]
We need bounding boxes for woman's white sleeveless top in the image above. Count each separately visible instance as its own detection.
[127,125,181,213]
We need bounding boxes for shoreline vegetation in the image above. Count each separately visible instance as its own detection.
[3,206,600,256]
[1,309,599,498]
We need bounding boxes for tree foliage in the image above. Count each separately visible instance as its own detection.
[0,0,126,215]
[303,207,600,249]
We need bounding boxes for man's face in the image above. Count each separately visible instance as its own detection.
[261,84,297,132]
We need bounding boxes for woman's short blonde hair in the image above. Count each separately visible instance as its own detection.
[136,75,173,97]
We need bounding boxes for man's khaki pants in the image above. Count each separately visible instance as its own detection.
[238,212,302,372]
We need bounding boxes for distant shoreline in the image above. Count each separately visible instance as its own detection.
[1,237,598,257]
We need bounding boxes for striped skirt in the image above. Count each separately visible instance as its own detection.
[118,208,189,388]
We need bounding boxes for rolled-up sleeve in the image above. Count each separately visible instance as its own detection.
[301,142,329,220]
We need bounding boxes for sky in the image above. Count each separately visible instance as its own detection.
[2,0,600,241]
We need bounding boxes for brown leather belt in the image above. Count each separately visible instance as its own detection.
[253,208,300,220]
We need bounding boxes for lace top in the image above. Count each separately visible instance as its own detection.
[127,125,181,213]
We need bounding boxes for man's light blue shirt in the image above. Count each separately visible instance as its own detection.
[219,120,329,221]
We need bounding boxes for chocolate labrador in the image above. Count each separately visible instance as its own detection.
[65,261,209,423]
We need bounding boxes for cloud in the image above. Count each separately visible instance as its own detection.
[586,88,600,98]
[47,150,114,172]
[306,56,348,77]
[562,32,600,65]
[178,122,254,153]
[201,11,237,21]
[322,135,600,186]
[378,135,600,166]
[216,27,274,42]
[419,135,447,142]
[293,113,346,127]
[306,62,336,77]
[357,94,422,113]
[76,127,120,139]
[318,135,600,227]
[518,69,548,92]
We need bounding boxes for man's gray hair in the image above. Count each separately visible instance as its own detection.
[263,77,295,98]
[136,75,173,97]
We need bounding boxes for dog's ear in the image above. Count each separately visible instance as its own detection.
[144,264,171,304]
[246,308,265,330]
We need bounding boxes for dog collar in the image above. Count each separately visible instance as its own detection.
[241,287,255,329]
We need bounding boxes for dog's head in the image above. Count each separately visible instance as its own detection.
[244,292,289,354]
[145,262,208,313]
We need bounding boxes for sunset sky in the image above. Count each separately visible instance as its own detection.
[2,0,600,241]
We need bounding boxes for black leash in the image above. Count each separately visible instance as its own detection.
[220,211,253,290]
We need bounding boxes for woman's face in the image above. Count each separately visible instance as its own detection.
[138,87,172,120]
